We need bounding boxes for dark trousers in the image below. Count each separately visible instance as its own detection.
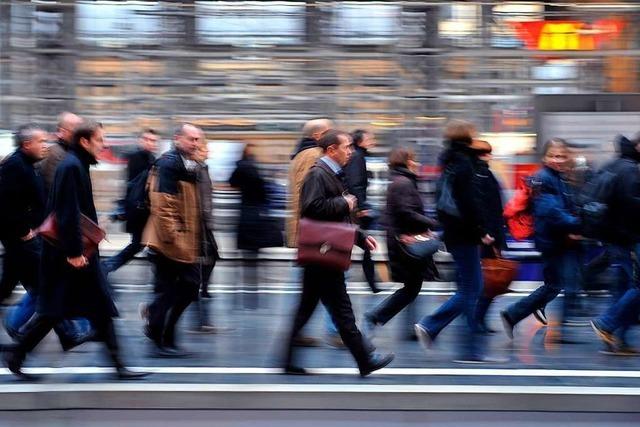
[192,261,215,328]
[284,265,370,369]
[14,312,122,367]
[149,253,199,347]
[367,266,422,325]
[102,230,143,274]
[0,237,42,301]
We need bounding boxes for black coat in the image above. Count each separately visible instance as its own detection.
[127,148,155,182]
[300,159,366,247]
[474,160,506,250]
[384,167,437,282]
[37,146,117,319]
[0,150,46,241]
[344,145,369,210]
[600,136,640,245]
[437,140,487,246]
[229,157,269,250]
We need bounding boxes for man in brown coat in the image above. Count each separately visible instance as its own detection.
[142,123,202,357]
[286,118,333,247]
[38,112,82,194]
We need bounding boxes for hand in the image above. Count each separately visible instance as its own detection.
[365,235,378,251]
[568,234,584,241]
[356,209,370,218]
[20,229,36,242]
[67,255,88,269]
[481,234,495,245]
[343,194,357,211]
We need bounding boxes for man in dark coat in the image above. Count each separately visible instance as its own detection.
[3,122,146,380]
[142,123,202,357]
[591,135,640,354]
[344,129,379,293]
[102,129,158,274]
[0,124,91,350]
[282,129,394,377]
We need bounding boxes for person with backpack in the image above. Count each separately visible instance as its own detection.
[501,138,582,342]
[414,120,497,363]
[590,135,640,355]
[102,129,158,274]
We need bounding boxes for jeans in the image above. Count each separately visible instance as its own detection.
[596,244,640,345]
[102,231,143,274]
[418,244,483,359]
[192,262,215,329]
[506,250,579,325]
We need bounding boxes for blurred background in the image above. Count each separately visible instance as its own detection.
[1,1,639,234]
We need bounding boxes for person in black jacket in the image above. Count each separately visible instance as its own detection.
[591,135,640,355]
[0,124,92,351]
[282,130,394,377]
[415,120,497,363]
[103,129,158,274]
[362,146,437,338]
[470,140,507,333]
[0,125,48,301]
[3,122,146,380]
[344,129,379,293]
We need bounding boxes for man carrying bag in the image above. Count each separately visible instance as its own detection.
[282,130,394,377]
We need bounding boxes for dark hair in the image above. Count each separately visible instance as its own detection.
[541,137,568,156]
[71,121,103,148]
[14,124,43,147]
[351,129,368,146]
[388,146,415,169]
[142,128,158,136]
[317,130,351,152]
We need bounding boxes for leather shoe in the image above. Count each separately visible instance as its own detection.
[3,347,40,381]
[283,365,308,375]
[151,346,191,358]
[116,367,150,380]
[292,335,321,347]
[359,352,394,377]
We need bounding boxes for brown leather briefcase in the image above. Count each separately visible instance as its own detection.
[296,218,357,271]
[37,213,106,258]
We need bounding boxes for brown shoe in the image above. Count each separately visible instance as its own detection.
[292,335,321,347]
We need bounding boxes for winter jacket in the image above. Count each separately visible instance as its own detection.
[531,165,581,254]
[37,145,117,318]
[384,166,437,282]
[197,162,219,262]
[598,136,640,246]
[437,139,487,246]
[474,159,506,250]
[38,139,68,195]
[286,137,322,247]
[0,150,46,241]
[344,145,369,210]
[143,149,201,264]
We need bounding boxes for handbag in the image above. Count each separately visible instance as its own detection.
[296,218,357,271]
[397,233,441,262]
[436,170,461,218]
[482,253,519,298]
[37,213,106,258]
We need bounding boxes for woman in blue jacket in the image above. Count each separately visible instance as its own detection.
[500,138,582,340]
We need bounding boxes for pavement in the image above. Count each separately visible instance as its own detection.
[0,232,638,424]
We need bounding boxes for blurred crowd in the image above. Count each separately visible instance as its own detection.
[0,112,639,381]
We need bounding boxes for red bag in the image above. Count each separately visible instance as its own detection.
[37,213,106,258]
[482,257,519,298]
[503,176,534,240]
[296,218,357,271]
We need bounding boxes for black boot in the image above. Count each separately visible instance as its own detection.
[2,346,40,381]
